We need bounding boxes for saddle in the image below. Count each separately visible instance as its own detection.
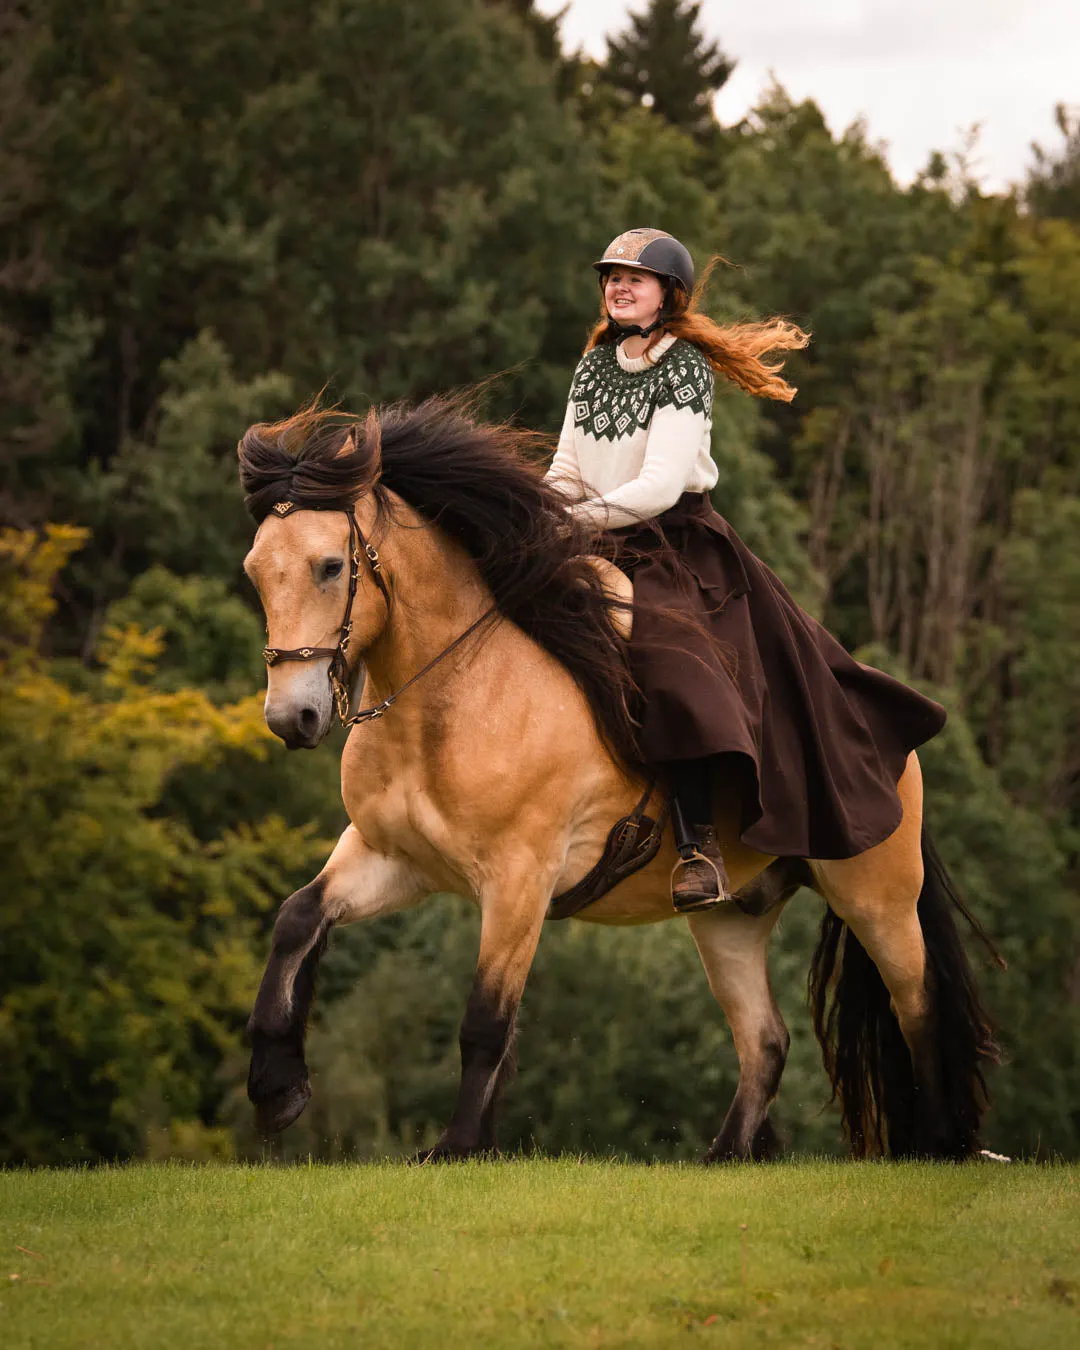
[583,555,633,640]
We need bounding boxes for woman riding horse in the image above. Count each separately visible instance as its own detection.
[237,235,997,1162]
[545,228,947,912]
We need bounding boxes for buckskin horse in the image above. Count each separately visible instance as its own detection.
[238,399,998,1162]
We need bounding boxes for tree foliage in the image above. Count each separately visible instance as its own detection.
[603,0,734,141]
[0,530,330,1162]
[1028,104,1080,222]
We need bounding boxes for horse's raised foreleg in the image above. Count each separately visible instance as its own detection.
[420,853,554,1162]
[247,824,424,1134]
[688,903,790,1162]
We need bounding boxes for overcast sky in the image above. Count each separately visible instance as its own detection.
[536,0,1078,190]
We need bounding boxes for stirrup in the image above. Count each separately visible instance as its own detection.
[670,846,732,914]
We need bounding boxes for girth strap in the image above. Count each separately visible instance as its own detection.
[547,781,667,921]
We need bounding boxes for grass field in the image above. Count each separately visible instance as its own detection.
[2,1160,1078,1349]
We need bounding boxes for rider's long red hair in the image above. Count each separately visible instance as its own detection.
[586,256,810,402]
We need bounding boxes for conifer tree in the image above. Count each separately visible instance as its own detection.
[603,0,733,140]
[1028,103,1080,221]
[488,0,563,65]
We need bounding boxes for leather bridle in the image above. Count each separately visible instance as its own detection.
[260,499,495,727]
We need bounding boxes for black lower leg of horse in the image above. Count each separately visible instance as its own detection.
[247,878,331,1134]
[901,990,983,1161]
[477,1028,518,1152]
[704,1024,789,1162]
[899,1016,950,1158]
[423,978,516,1161]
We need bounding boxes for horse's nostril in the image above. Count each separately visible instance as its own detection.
[297,706,320,736]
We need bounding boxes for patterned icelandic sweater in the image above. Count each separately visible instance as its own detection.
[545,332,718,530]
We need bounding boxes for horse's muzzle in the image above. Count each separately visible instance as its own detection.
[280,728,320,751]
[264,697,331,749]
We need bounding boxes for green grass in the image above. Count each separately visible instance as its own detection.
[1,1161,1077,1348]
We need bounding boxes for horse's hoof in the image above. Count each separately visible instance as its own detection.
[702,1145,748,1165]
[703,1119,780,1165]
[254,1078,311,1134]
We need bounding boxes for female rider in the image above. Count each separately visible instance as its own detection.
[545,227,947,913]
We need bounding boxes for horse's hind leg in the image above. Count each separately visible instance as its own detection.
[813,846,934,1157]
[688,902,790,1162]
[811,757,930,1155]
[812,752,988,1159]
[248,825,424,1134]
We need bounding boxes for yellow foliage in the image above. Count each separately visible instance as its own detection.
[144,1120,236,1162]
[99,622,168,688]
[0,525,89,662]
[1,527,332,1164]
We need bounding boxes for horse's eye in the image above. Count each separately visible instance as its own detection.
[322,559,344,581]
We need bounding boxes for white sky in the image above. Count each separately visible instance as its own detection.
[537,0,1079,190]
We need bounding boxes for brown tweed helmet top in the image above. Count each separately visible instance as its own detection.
[593,228,695,293]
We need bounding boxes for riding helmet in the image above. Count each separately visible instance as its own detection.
[593,227,695,295]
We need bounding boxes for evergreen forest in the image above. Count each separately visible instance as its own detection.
[3,0,1079,1165]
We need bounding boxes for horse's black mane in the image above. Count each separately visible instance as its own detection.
[238,398,641,765]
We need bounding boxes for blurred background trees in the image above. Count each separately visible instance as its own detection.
[602,0,734,142]
[2,0,1078,1163]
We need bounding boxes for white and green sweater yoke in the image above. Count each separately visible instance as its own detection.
[545,332,718,530]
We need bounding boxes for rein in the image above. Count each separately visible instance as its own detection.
[261,499,496,727]
[344,606,497,725]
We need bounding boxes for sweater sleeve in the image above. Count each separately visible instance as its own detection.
[543,400,582,498]
[572,402,710,530]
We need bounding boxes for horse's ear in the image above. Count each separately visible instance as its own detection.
[334,411,381,486]
[362,407,383,478]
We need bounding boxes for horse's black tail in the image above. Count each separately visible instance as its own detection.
[808,827,1002,1158]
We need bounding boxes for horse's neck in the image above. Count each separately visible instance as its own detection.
[360,501,495,701]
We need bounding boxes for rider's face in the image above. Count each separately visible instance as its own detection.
[604,267,665,328]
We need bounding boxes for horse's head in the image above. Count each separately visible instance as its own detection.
[239,393,643,765]
[238,411,387,749]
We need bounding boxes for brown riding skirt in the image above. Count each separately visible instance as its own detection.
[614,493,947,861]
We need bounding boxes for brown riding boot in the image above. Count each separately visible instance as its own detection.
[671,826,732,914]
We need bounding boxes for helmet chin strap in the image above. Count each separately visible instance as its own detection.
[608,315,666,344]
